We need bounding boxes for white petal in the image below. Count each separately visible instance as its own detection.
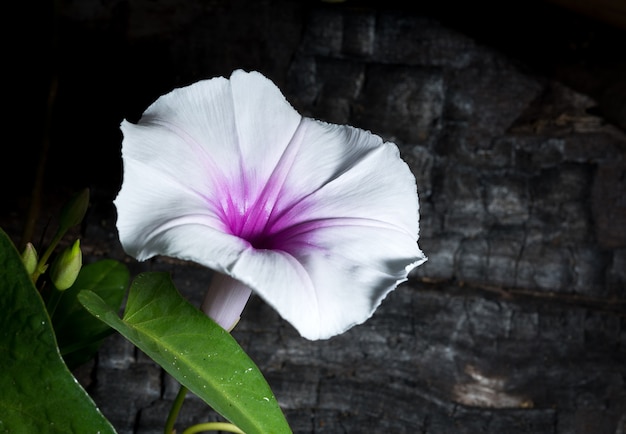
[138,70,301,200]
[272,118,420,242]
[228,70,303,187]
[224,119,427,339]
[116,70,301,261]
[114,166,220,259]
[115,69,427,341]
[225,224,424,340]
[138,76,239,183]
[226,249,321,338]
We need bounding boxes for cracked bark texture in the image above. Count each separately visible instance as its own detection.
[4,0,626,433]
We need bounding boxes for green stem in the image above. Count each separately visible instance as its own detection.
[31,227,65,285]
[181,422,245,434]
[20,76,58,252]
[164,384,189,434]
[46,287,64,318]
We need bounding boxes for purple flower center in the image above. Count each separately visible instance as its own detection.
[228,203,281,250]
[216,176,310,252]
[210,120,323,253]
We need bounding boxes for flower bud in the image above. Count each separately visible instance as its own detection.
[50,239,82,290]
[59,188,90,233]
[21,243,38,275]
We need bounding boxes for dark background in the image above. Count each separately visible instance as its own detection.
[3,0,625,433]
[6,0,625,209]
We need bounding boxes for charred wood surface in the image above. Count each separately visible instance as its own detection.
[3,0,626,433]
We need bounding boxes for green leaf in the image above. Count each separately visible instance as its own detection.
[53,259,129,370]
[0,227,116,433]
[78,272,292,434]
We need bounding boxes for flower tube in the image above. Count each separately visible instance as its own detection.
[114,69,426,340]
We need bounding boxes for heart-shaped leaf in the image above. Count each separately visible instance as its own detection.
[0,227,116,433]
[78,271,291,434]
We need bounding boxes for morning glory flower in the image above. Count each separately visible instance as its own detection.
[114,69,426,340]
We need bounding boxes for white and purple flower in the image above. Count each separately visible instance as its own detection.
[114,70,426,340]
